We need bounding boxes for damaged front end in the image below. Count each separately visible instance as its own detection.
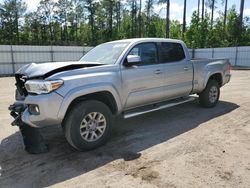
[8,74,49,154]
[8,62,105,154]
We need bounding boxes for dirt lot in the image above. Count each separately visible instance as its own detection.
[0,70,250,188]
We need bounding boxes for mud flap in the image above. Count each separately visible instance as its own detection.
[9,103,49,154]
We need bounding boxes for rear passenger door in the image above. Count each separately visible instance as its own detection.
[160,42,193,100]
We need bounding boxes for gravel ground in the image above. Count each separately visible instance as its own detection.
[0,70,250,188]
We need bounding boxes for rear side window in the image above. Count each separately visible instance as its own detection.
[160,42,185,63]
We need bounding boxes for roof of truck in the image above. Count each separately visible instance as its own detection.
[107,38,184,44]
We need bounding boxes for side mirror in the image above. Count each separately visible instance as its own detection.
[124,55,141,67]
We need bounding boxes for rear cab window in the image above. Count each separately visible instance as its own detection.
[160,42,186,63]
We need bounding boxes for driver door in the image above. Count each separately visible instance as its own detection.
[121,42,165,110]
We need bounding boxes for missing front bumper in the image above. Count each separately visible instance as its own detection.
[9,103,49,154]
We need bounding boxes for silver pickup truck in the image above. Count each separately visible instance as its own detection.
[10,38,231,151]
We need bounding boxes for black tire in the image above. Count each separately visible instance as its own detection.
[199,79,220,108]
[64,100,113,151]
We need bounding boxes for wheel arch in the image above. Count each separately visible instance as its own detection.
[57,84,122,124]
[65,91,118,115]
[203,72,223,90]
[208,73,222,87]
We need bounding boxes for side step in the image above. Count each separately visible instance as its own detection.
[123,96,195,119]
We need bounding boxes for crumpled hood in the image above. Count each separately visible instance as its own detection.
[16,61,104,78]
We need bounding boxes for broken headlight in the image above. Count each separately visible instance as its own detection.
[24,80,63,94]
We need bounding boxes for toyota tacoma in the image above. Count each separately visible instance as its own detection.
[9,38,231,152]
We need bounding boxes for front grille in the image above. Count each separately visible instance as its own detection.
[15,74,28,97]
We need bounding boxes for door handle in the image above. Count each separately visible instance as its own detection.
[154,70,163,74]
[184,67,189,71]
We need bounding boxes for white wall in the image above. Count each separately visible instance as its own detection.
[191,46,250,67]
[0,45,92,75]
[1,45,250,76]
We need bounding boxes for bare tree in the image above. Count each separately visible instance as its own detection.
[0,0,27,44]
[139,0,142,37]
[239,0,245,28]
[108,0,114,39]
[166,0,170,38]
[84,0,97,45]
[37,0,56,44]
[158,0,170,38]
[197,0,200,18]
[210,0,215,28]
[115,0,121,32]
[56,0,72,44]
[145,0,153,36]
[182,0,186,38]
[223,0,228,28]
[201,0,204,20]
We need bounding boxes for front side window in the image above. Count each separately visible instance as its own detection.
[80,42,130,64]
[128,43,158,65]
[160,42,186,63]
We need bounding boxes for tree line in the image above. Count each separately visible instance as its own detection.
[0,0,249,48]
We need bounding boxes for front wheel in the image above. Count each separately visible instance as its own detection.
[199,79,220,108]
[64,100,113,151]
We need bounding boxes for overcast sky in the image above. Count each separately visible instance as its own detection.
[1,0,250,24]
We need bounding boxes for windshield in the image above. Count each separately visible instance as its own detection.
[80,42,130,64]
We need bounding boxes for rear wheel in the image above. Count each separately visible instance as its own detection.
[64,100,113,151]
[199,79,220,108]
